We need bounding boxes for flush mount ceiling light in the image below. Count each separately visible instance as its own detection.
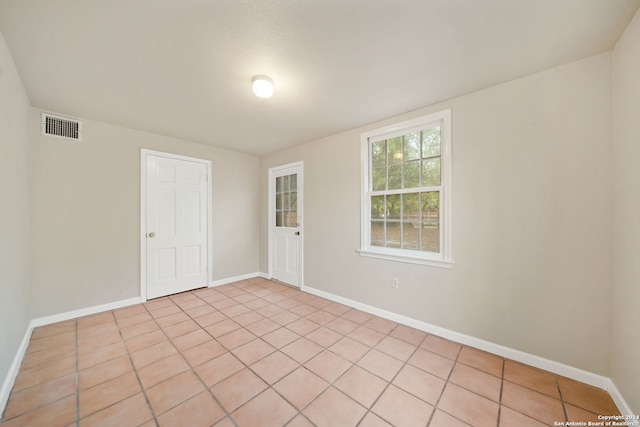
[252,75,274,98]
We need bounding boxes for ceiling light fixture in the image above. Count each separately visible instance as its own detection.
[252,75,274,98]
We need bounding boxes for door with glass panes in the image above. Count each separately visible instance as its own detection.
[270,163,303,287]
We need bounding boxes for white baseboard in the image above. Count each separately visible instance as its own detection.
[30,297,142,328]
[209,272,264,288]
[605,380,636,419]
[301,284,634,415]
[0,324,33,418]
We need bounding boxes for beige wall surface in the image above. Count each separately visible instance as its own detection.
[612,7,640,413]
[30,113,260,318]
[0,33,31,388]
[261,53,613,375]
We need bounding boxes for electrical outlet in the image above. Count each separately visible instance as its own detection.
[392,277,399,289]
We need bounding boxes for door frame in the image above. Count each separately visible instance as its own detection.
[140,149,213,302]
[268,161,304,288]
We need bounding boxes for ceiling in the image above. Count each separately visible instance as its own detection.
[1,1,638,156]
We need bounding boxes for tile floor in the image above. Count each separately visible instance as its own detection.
[0,278,620,427]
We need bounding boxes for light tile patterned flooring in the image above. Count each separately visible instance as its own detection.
[1,278,620,427]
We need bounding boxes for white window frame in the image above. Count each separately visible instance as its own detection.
[359,109,454,268]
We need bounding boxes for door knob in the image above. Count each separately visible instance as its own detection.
[295,231,300,235]
[148,232,156,238]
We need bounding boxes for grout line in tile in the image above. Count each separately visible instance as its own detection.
[118,304,159,427]
[161,286,247,425]
[222,281,312,424]
[292,319,403,426]
[557,373,569,423]
[3,321,82,425]
[75,318,79,427]
[495,354,506,427]
[426,338,464,426]
[213,282,323,423]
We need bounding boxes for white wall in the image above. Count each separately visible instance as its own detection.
[612,7,640,413]
[261,53,613,376]
[0,32,31,393]
[30,112,261,317]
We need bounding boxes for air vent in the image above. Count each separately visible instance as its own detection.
[41,113,82,141]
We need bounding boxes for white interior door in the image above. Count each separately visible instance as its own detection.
[143,152,210,299]
[270,163,303,287]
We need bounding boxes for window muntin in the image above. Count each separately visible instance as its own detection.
[361,110,452,267]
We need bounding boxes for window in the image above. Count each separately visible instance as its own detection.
[359,109,453,267]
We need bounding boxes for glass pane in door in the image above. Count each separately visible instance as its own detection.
[275,173,297,228]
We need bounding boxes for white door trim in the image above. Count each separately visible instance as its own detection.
[268,161,304,288]
[140,149,213,301]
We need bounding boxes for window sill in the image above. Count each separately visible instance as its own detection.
[357,249,455,269]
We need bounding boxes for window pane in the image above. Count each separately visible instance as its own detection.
[290,174,297,191]
[283,193,290,210]
[371,195,386,247]
[372,166,386,191]
[421,191,439,213]
[385,194,402,248]
[276,192,282,209]
[421,222,440,253]
[386,222,401,248]
[388,164,402,190]
[422,157,441,187]
[402,222,420,250]
[387,137,403,164]
[276,211,283,227]
[402,193,419,222]
[420,191,440,253]
[402,193,420,250]
[371,220,385,247]
[422,127,441,158]
[276,176,283,193]
[386,194,401,219]
[289,193,297,210]
[404,161,420,188]
[285,212,297,227]
[372,140,386,167]
[404,132,421,161]
[371,195,386,219]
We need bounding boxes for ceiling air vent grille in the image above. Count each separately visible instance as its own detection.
[41,113,82,141]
